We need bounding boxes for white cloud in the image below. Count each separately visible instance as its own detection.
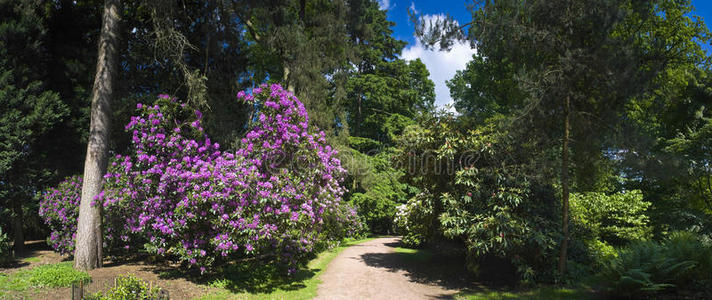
[409,2,418,14]
[378,0,393,10]
[401,15,476,111]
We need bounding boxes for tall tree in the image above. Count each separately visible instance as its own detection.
[413,0,706,274]
[0,0,69,252]
[74,0,121,271]
[345,0,434,144]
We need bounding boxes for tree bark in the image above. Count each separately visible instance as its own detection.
[11,198,24,253]
[283,65,295,92]
[74,0,120,271]
[557,95,571,276]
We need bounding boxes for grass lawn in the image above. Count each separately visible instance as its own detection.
[393,246,433,263]
[21,257,41,263]
[0,261,91,298]
[195,237,375,300]
[455,286,597,300]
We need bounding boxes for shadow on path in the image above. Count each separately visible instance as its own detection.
[359,240,480,292]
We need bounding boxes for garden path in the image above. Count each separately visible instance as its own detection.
[315,237,461,300]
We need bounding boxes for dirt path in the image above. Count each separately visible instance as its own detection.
[315,237,463,300]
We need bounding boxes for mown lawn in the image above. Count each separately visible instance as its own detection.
[0,261,91,298]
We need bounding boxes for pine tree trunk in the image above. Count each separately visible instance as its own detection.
[557,95,571,276]
[74,0,120,271]
[11,199,24,253]
[284,65,295,92]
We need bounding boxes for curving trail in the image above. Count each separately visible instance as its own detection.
[315,237,462,300]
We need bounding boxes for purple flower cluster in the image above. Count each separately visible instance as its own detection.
[39,175,82,254]
[40,84,362,272]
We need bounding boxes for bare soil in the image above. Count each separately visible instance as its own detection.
[1,241,214,300]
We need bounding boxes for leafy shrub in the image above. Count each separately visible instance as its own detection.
[41,84,359,273]
[319,202,367,249]
[394,192,435,247]
[600,231,712,297]
[395,117,560,282]
[86,275,166,300]
[38,175,81,254]
[0,226,11,265]
[571,190,652,246]
[351,193,396,234]
[347,136,381,153]
[586,240,617,270]
[341,146,411,234]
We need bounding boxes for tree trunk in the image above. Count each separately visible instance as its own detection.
[74,0,120,271]
[557,95,571,276]
[283,65,295,92]
[11,198,24,253]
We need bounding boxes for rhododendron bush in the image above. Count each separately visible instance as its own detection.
[40,84,363,272]
[39,175,82,254]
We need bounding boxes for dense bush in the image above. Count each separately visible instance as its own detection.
[340,145,411,234]
[38,175,82,254]
[319,202,367,248]
[0,226,11,265]
[394,116,560,282]
[600,231,712,297]
[350,193,395,234]
[40,84,362,273]
[394,192,435,247]
[571,190,652,246]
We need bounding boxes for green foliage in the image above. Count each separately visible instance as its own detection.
[395,115,560,282]
[447,55,524,124]
[348,136,382,153]
[0,226,11,266]
[571,190,652,246]
[600,231,712,297]
[586,240,617,270]
[0,261,91,297]
[341,146,412,234]
[86,275,166,300]
[0,0,70,246]
[345,0,434,143]
[351,193,396,234]
[394,193,435,247]
[455,286,596,300]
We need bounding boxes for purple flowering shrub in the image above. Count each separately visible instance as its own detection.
[320,202,367,246]
[39,175,82,254]
[41,84,363,273]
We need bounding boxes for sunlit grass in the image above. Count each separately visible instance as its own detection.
[0,261,91,298]
[455,286,597,300]
[393,246,434,263]
[21,257,41,263]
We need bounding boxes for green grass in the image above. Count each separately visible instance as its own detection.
[21,257,41,263]
[195,237,375,300]
[0,261,91,298]
[455,286,597,300]
[393,246,433,263]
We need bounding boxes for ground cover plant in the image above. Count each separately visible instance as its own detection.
[85,274,166,300]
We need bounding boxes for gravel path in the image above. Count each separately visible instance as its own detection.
[315,237,461,300]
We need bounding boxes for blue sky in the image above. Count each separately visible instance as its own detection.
[380,0,712,109]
